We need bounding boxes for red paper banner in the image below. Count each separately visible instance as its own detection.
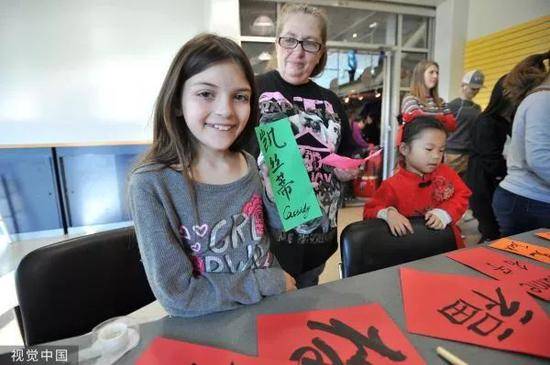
[400,267,550,359]
[136,337,280,365]
[257,303,425,365]
[447,247,550,301]
[490,238,550,264]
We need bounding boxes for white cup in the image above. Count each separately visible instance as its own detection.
[96,322,129,354]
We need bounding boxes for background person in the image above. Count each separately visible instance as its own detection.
[253,3,358,288]
[493,52,550,235]
[445,70,485,177]
[400,60,456,132]
[466,75,514,242]
[363,116,471,248]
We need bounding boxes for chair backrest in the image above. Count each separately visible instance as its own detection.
[15,226,155,346]
[340,217,456,278]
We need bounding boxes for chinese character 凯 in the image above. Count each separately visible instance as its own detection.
[260,127,287,151]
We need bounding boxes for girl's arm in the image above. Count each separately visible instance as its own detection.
[128,176,286,318]
[260,163,283,231]
[434,166,472,223]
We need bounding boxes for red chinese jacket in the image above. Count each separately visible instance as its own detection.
[363,164,471,248]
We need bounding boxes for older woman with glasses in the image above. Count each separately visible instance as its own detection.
[253,3,358,289]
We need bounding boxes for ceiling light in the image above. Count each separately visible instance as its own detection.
[352,33,357,38]
[369,22,378,29]
[251,15,275,36]
[253,15,274,27]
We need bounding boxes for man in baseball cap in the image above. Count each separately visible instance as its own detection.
[445,69,485,177]
[462,69,485,89]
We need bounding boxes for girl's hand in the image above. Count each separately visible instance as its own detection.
[260,164,275,200]
[333,167,361,182]
[386,208,414,236]
[425,211,445,230]
[284,272,297,291]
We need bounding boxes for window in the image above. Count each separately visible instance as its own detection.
[313,50,382,90]
[241,42,274,75]
[321,6,397,45]
[402,15,429,49]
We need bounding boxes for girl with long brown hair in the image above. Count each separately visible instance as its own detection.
[128,34,295,317]
[401,60,456,131]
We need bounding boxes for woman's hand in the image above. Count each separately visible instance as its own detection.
[284,272,297,291]
[333,167,361,182]
[386,208,414,236]
[425,211,445,230]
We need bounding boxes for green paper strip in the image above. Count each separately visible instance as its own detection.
[256,118,322,231]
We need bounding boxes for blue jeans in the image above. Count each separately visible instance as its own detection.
[492,186,550,236]
[294,264,326,289]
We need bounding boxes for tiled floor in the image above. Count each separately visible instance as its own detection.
[0,206,481,346]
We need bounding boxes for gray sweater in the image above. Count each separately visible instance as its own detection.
[500,82,550,203]
[127,152,286,317]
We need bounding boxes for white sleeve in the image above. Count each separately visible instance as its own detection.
[429,208,452,227]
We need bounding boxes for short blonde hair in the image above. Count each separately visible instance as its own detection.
[276,3,328,77]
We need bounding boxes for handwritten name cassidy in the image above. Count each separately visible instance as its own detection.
[283,202,311,220]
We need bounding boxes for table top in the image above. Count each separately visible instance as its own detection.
[64,229,550,364]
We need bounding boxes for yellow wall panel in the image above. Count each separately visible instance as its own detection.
[467,24,548,50]
[466,36,550,59]
[464,15,550,109]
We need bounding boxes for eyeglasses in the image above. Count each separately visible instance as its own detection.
[277,36,323,54]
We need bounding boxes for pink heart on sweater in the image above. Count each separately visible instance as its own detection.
[192,224,209,238]
[190,242,201,252]
[180,225,191,240]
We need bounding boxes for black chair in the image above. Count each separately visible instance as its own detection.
[14,226,155,346]
[340,217,456,278]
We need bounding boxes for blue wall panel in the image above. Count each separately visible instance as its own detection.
[57,145,147,228]
[0,148,62,234]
